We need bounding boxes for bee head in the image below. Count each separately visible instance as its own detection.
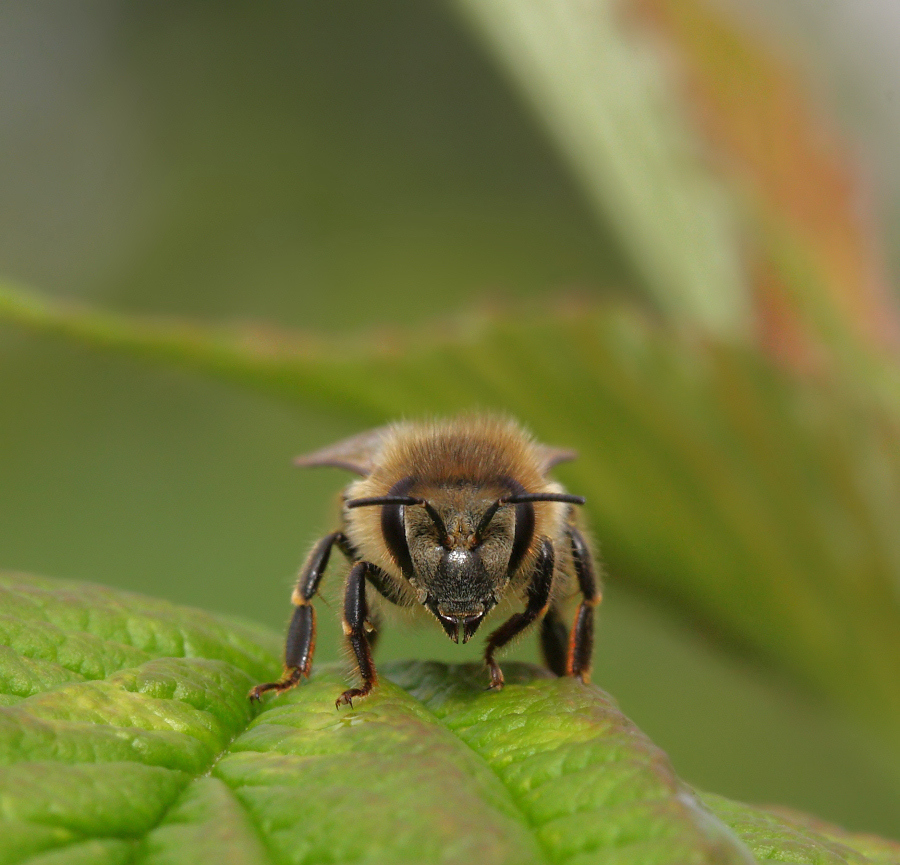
[347,482,584,644]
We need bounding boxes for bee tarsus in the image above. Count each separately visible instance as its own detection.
[247,665,304,701]
[335,687,371,709]
[485,660,505,691]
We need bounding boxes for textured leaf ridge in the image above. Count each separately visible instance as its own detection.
[1,572,897,864]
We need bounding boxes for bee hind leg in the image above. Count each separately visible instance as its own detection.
[540,603,568,677]
[566,527,601,683]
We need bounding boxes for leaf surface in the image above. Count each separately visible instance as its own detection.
[705,794,900,865]
[2,572,898,864]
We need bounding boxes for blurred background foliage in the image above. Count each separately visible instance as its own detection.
[1,0,899,840]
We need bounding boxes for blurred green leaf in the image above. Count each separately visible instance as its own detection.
[5,571,898,864]
[631,0,900,392]
[2,283,899,757]
[453,0,751,335]
[452,0,900,411]
[705,794,900,865]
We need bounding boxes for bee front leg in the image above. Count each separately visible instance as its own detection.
[336,561,378,709]
[484,539,555,690]
[566,527,602,683]
[249,531,345,701]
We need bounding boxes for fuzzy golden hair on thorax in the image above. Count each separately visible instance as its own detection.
[368,416,559,493]
[293,415,576,482]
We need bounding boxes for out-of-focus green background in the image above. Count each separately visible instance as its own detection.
[1,0,898,838]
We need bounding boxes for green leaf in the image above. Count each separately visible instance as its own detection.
[2,284,899,753]
[704,794,900,865]
[4,571,898,864]
[452,0,750,335]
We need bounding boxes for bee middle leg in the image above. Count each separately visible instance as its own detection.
[484,538,556,690]
[249,531,345,701]
[336,561,378,709]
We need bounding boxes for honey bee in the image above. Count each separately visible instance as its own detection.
[249,416,601,708]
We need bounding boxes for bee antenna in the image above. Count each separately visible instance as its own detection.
[475,492,585,543]
[346,495,422,508]
[502,493,586,506]
[474,499,503,542]
[419,501,450,545]
[346,495,450,545]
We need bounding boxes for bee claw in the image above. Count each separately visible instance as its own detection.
[247,667,306,703]
[485,660,505,691]
[247,682,280,702]
[335,687,370,709]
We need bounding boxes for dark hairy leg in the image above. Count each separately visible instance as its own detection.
[249,531,347,701]
[360,563,408,656]
[336,561,378,708]
[484,538,556,690]
[540,603,569,676]
[364,609,382,655]
[566,526,601,683]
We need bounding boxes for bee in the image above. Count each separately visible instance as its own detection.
[249,416,601,708]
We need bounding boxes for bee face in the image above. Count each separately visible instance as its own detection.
[403,491,517,643]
